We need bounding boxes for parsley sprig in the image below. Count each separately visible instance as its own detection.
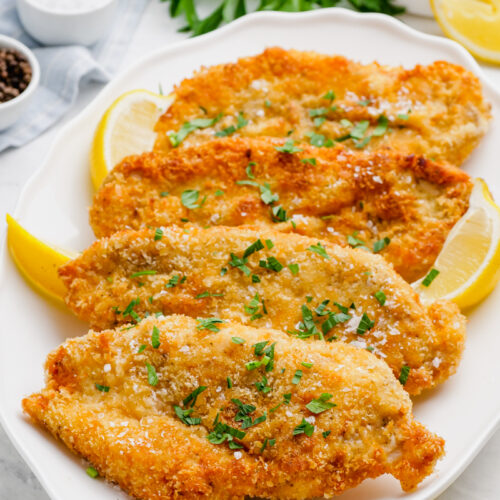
[161,0,404,37]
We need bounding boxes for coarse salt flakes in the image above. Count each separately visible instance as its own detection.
[233,451,242,460]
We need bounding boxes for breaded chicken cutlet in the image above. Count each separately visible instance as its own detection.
[59,226,466,395]
[154,47,491,165]
[23,315,445,499]
[91,137,472,282]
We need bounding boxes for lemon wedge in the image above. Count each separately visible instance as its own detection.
[413,179,500,309]
[90,89,174,190]
[6,215,77,304]
[431,0,500,64]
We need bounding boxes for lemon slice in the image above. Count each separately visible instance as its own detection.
[413,179,500,309]
[6,215,77,304]
[90,89,174,190]
[431,0,500,64]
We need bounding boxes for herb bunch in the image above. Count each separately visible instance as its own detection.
[160,0,405,37]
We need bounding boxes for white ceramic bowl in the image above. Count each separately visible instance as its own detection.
[0,35,40,131]
[16,0,118,46]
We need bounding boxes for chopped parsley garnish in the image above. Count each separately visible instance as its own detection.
[151,326,161,348]
[86,466,99,478]
[323,90,335,101]
[301,158,317,165]
[146,363,158,386]
[347,231,368,250]
[215,189,224,196]
[357,313,375,335]
[350,120,369,139]
[314,116,326,127]
[265,99,271,107]
[322,430,331,438]
[169,114,222,147]
[307,132,334,147]
[260,438,276,453]
[227,377,233,388]
[122,297,140,321]
[309,107,330,117]
[288,263,299,276]
[306,393,336,414]
[307,242,330,259]
[95,383,109,392]
[373,237,390,253]
[265,238,274,249]
[195,291,224,299]
[292,369,303,385]
[373,115,389,136]
[220,267,227,276]
[259,256,284,272]
[275,139,303,154]
[196,317,225,332]
[181,189,200,209]
[294,304,323,340]
[354,136,371,149]
[165,274,186,288]
[271,205,289,222]
[137,344,147,353]
[260,182,279,205]
[183,386,207,408]
[160,191,169,197]
[244,293,267,320]
[154,228,163,241]
[174,405,201,426]
[255,375,272,393]
[253,341,269,356]
[358,99,371,106]
[215,111,248,137]
[130,270,157,278]
[341,118,353,128]
[229,252,251,276]
[207,413,245,449]
[399,365,410,386]
[293,418,314,437]
[301,362,313,368]
[243,239,264,259]
[248,341,276,372]
[374,290,386,306]
[422,268,440,287]
[231,336,246,344]
[232,398,267,429]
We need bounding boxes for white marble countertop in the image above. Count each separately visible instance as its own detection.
[1,2,499,499]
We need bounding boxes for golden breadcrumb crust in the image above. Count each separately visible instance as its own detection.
[23,315,445,499]
[59,226,466,395]
[154,47,490,165]
[91,138,472,282]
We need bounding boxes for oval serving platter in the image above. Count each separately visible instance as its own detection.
[1,8,499,500]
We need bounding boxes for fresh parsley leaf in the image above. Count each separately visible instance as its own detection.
[181,189,200,209]
[196,317,225,332]
[422,268,440,287]
[146,363,158,386]
[373,236,390,253]
[154,228,163,241]
[169,114,222,146]
[356,313,375,335]
[86,466,99,478]
[95,383,109,392]
[399,365,410,385]
[374,290,386,306]
[288,263,299,275]
[306,393,336,414]
[293,417,314,437]
[231,336,246,344]
[183,386,207,407]
[292,369,303,385]
[373,115,389,136]
[174,405,201,426]
[151,326,161,348]
[307,242,330,259]
[275,139,302,154]
[301,158,317,165]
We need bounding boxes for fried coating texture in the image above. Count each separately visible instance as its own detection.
[154,47,491,165]
[90,137,472,282]
[23,315,445,499]
[59,226,466,395]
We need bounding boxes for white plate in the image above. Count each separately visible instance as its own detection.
[1,8,499,500]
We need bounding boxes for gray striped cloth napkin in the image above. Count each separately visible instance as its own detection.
[0,0,149,152]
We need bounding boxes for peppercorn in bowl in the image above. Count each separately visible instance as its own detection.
[0,34,39,130]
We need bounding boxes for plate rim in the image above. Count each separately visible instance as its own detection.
[1,7,500,500]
